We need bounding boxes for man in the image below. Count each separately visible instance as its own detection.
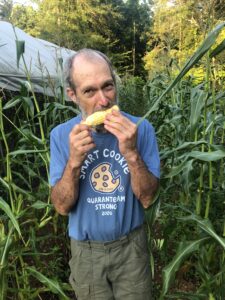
[50,48,160,300]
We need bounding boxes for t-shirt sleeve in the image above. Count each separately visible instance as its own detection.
[49,127,67,186]
[138,120,160,178]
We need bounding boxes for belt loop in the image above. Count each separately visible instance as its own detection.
[119,234,129,244]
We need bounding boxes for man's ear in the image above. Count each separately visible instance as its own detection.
[66,88,77,103]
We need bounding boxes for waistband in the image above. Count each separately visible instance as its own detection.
[71,225,145,250]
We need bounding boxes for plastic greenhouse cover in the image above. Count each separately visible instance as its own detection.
[0,21,76,97]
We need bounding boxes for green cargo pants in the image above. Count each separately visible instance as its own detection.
[69,225,152,300]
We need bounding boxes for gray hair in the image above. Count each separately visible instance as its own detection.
[64,48,117,92]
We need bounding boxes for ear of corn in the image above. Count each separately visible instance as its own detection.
[83,105,119,126]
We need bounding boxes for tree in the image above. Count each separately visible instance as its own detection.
[144,0,225,79]
[8,0,154,78]
[108,0,153,77]
[10,4,39,36]
[0,0,13,21]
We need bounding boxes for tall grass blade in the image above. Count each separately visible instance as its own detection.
[0,228,13,299]
[160,237,209,299]
[0,197,22,237]
[180,214,225,250]
[27,267,70,299]
[138,22,225,125]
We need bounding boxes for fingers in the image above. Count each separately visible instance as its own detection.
[69,123,95,166]
[104,110,137,136]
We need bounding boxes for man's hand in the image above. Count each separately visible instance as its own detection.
[68,124,95,168]
[104,110,159,208]
[51,123,95,215]
[104,110,137,160]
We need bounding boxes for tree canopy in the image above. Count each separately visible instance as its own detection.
[4,0,153,77]
[1,0,225,79]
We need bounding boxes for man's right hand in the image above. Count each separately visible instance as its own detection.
[68,124,95,169]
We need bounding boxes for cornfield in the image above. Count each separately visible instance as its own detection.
[0,23,225,299]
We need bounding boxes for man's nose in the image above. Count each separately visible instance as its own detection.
[97,90,109,107]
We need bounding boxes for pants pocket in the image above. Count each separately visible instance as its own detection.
[132,229,149,257]
[69,276,90,300]
[69,246,92,284]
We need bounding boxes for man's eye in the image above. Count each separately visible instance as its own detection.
[84,89,94,95]
[104,84,114,91]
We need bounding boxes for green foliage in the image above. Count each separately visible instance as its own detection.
[138,21,225,299]
[144,0,225,79]
[0,0,13,21]
[1,3,225,299]
[10,4,39,37]
[8,0,152,78]
[0,80,76,298]
[118,76,149,117]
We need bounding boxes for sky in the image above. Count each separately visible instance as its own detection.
[13,0,38,8]
[13,0,33,4]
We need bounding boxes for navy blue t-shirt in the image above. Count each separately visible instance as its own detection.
[50,112,160,241]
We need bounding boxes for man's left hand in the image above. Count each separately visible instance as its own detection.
[104,110,137,160]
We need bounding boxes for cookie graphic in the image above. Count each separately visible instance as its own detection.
[90,163,120,193]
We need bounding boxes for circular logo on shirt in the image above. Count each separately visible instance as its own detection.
[90,162,120,193]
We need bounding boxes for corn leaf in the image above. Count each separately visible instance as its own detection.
[3,98,22,110]
[209,39,225,58]
[160,237,209,299]
[138,22,225,125]
[0,230,13,300]
[175,141,207,151]
[0,229,13,267]
[179,214,225,250]
[164,159,193,178]
[145,192,161,228]
[15,40,25,68]
[31,201,52,210]
[39,216,52,228]
[190,89,208,138]
[0,197,22,238]
[188,149,225,161]
[9,149,47,156]
[0,177,9,190]
[160,141,207,160]
[0,271,7,300]
[27,267,69,299]
[23,97,35,117]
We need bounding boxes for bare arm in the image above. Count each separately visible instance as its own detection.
[104,110,159,208]
[51,124,95,215]
[51,161,80,215]
[125,150,159,208]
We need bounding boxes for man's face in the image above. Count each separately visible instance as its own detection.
[67,56,117,119]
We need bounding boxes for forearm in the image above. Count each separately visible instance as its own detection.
[125,150,159,209]
[51,159,80,215]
